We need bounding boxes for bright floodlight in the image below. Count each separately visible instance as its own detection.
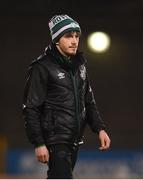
[87,32,111,53]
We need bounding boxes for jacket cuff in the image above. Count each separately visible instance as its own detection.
[33,137,45,148]
[34,143,45,148]
[96,127,106,134]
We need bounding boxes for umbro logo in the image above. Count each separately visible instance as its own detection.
[58,72,65,79]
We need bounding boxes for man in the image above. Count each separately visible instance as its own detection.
[23,14,111,179]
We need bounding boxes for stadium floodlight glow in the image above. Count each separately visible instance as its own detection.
[87,31,111,53]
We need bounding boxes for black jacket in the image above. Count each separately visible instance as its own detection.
[23,44,105,147]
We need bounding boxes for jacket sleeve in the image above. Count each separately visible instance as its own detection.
[85,72,106,134]
[23,62,48,147]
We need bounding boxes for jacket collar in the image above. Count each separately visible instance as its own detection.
[45,43,87,69]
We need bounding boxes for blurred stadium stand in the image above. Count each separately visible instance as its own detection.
[1,149,143,179]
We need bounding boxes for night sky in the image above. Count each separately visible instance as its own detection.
[0,0,143,150]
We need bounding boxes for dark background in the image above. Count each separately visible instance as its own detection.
[0,0,143,150]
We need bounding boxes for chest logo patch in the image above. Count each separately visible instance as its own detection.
[79,65,86,80]
[57,72,65,79]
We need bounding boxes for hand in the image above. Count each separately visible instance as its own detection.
[35,145,49,163]
[98,130,111,151]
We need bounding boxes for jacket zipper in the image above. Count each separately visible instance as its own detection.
[70,70,80,141]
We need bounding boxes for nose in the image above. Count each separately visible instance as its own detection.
[72,36,78,44]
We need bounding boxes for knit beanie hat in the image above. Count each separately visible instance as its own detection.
[48,14,81,43]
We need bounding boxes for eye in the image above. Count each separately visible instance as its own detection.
[64,32,72,38]
[76,35,80,38]
[76,32,81,38]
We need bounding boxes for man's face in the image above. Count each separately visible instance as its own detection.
[57,31,80,56]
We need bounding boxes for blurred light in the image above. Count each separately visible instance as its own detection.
[87,32,111,53]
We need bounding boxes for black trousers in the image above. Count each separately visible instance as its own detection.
[47,144,78,179]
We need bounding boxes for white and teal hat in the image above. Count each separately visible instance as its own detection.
[48,14,81,43]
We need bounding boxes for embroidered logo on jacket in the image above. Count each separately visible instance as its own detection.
[58,72,65,79]
[79,65,86,80]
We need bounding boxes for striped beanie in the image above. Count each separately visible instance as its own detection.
[48,14,81,43]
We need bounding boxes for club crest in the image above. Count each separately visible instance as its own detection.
[57,72,65,79]
[79,65,86,80]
